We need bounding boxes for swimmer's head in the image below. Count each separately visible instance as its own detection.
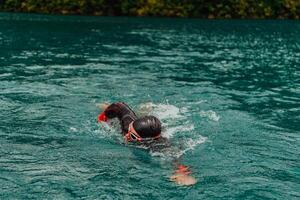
[133,116,161,139]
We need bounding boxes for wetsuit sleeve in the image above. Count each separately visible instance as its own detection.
[104,103,121,119]
[103,102,137,134]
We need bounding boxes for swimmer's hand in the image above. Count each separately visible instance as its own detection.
[170,165,197,186]
[96,103,109,111]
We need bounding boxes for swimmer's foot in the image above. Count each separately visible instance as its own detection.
[170,173,197,186]
[170,164,197,186]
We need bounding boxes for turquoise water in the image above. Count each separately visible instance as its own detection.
[0,13,299,199]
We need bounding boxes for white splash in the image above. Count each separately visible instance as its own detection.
[200,110,220,122]
[69,127,78,132]
[163,124,194,139]
[139,102,183,120]
[139,102,207,159]
[150,136,207,159]
[181,136,207,155]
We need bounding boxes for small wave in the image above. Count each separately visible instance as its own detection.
[0,72,13,78]
[181,136,207,155]
[92,119,125,143]
[69,127,78,132]
[200,110,220,122]
[139,102,183,120]
[163,123,194,139]
[150,135,207,159]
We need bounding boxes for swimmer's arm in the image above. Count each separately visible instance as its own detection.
[96,102,122,119]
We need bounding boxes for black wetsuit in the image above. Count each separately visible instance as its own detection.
[104,102,138,135]
[104,102,171,153]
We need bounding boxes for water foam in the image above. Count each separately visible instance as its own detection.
[149,136,207,159]
[139,102,183,120]
[181,136,207,155]
[163,123,194,139]
[200,110,220,122]
[139,102,207,159]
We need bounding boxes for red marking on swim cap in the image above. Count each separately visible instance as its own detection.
[98,112,107,122]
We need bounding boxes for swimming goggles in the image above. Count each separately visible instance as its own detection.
[124,122,161,142]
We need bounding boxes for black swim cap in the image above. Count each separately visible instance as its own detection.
[133,116,161,139]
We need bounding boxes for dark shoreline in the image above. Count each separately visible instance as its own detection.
[2,11,299,22]
[0,11,299,20]
[0,0,299,19]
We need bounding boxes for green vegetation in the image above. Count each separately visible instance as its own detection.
[0,0,299,19]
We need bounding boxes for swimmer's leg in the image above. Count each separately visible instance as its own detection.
[169,161,197,186]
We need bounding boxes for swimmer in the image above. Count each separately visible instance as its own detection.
[97,102,197,186]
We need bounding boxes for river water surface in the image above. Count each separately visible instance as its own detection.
[0,13,299,199]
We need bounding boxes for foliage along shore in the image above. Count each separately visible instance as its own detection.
[0,0,299,19]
